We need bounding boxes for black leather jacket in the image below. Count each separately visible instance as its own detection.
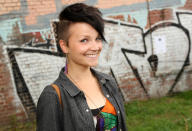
[37,67,127,131]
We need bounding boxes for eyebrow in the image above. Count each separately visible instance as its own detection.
[79,35,90,37]
[79,34,100,38]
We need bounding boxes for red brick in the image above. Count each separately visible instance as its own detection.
[108,15,125,21]
[145,8,173,29]
[180,0,192,10]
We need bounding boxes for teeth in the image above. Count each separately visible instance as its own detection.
[86,54,97,58]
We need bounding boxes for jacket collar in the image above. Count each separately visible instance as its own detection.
[56,67,111,97]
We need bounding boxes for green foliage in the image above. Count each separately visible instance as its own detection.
[0,118,36,131]
[125,90,192,131]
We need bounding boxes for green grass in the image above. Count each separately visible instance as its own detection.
[1,90,192,131]
[125,90,192,131]
[0,119,36,131]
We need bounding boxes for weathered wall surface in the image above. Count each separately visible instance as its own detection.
[0,0,192,125]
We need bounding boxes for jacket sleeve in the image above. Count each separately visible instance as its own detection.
[36,87,63,131]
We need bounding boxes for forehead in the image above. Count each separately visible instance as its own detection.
[69,22,99,37]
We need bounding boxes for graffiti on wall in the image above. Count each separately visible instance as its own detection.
[0,0,185,50]
[0,0,183,32]
[101,11,192,100]
[121,20,190,97]
[1,0,192,116]
[7,48,65,114]
[6,10,192,114]
[0,18,56,51]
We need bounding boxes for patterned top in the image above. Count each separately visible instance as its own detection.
[93,99,118,131]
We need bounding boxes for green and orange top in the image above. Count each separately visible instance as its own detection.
[91,99,118,131]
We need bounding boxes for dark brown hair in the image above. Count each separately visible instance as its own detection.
[54,3,106,52]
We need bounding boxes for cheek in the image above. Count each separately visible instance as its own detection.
[99,43,103,51]
[80,45,89,53]
[73,45,89,55]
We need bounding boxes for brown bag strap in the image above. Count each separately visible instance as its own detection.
[51,84,63,110]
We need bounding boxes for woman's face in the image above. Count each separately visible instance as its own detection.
[61,22,103,68]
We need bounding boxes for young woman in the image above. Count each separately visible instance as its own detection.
[37,3,127,131]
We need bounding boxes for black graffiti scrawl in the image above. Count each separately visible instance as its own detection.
[107,11,191,97]
[7,47,65,114]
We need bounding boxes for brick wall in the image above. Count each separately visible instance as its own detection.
[0,0,192,125]
[0,45,26,125]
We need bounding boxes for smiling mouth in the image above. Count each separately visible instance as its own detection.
[85,54,98,58]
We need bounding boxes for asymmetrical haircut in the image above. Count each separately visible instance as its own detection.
[54,3,106,52]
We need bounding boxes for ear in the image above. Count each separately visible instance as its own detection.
[59,40,69,54]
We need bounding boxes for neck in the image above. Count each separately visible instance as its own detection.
[66,62,93,82]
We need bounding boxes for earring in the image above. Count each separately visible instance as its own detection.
[64,54,68,74]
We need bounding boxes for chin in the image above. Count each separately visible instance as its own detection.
[78,61,98,68]
[86,61,98,67]
[88,63,98,67]
[79,58,99,67]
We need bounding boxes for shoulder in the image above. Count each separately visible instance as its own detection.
[41,85,57,95]
[38,85,58,104]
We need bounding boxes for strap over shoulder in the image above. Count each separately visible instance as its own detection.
[51,84,63,110]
